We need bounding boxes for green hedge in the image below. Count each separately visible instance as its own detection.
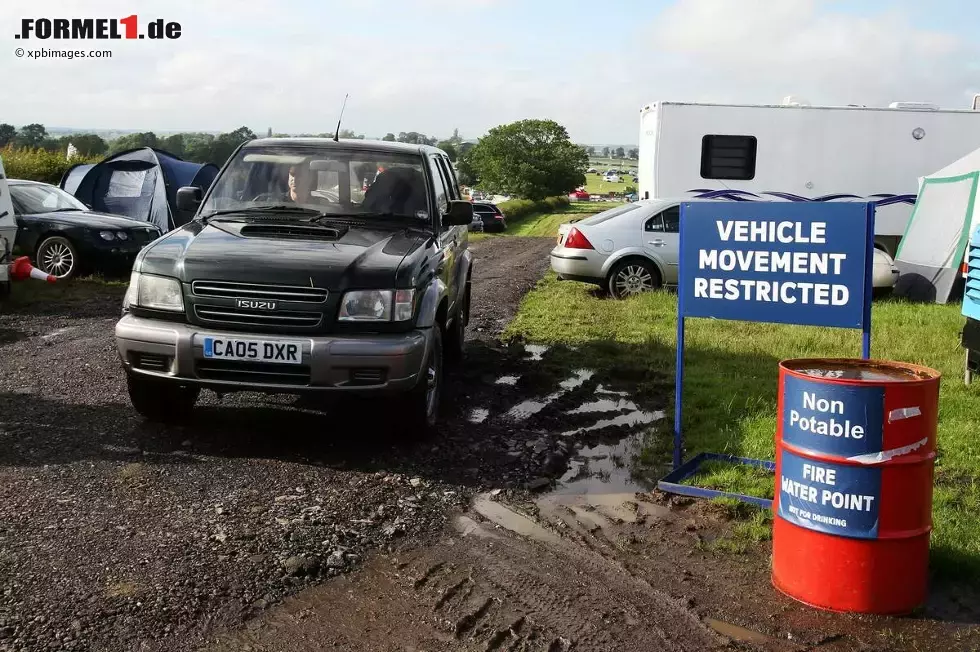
[0,146,102,184]
[497,196,569,220]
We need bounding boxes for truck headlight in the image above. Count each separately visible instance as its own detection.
[125,272,184,312]
[338,289,415,322]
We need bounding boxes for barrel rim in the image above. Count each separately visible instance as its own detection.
[779,358,941,384]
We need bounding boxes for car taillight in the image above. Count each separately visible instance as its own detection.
[564,227,594,250]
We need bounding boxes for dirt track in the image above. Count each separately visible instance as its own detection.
[1,236,979,652]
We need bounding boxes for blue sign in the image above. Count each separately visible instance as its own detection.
[778,449,881,539]
[782,374,884,458]
[679,202,874,329]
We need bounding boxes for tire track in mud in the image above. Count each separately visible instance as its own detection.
[207,497,724,652]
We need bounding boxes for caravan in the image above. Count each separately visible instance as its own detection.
[637,97,980,256]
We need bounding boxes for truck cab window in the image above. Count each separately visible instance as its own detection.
[428,156,449,214]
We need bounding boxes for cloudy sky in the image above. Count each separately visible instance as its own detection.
[1,0,978,143]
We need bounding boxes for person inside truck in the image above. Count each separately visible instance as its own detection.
[287,163,314,203]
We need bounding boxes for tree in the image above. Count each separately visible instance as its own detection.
[614,146,625,159]
[436,140,458,161]
[109,132,158,154]
[0,124,16,148]
[183,134,214,163]
[382,133,396,142]
[207,126,256,165]
[160,134,185,157]
[468,119,587,201]
[456,150,478,187]
[266,127,273,138]
[585,146,595,156]
[15,123,47,148]
[628,148,639,159]
[601,146,610,158]
[447,128,463,146]
[337,129,364,139]
[397,131,437,145]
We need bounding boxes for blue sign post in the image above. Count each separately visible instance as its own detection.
[659,201,876,508]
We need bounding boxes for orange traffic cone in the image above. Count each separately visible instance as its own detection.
[9,256,56,283]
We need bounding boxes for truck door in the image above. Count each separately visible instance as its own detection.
[427,154,461,315]
[642,204,680,284]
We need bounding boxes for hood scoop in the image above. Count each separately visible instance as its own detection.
[239,223,346,241]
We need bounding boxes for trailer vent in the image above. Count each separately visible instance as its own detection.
[700,135,757,181]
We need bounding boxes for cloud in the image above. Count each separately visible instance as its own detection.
[0,0,976,143]
[646,0,974,107]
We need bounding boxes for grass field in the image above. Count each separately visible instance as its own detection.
[503,277,980,579]
[583,173,633,197]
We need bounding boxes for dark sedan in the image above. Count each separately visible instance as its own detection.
[472,201,506,233]
[10,180,162,279]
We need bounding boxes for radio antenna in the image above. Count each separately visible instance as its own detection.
[333,93,349,142]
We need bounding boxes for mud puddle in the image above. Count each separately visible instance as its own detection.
[554,432,657,496]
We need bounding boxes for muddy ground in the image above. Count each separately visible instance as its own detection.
[1,236,978,652]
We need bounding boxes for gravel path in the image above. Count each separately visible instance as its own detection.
[0,236,569,652]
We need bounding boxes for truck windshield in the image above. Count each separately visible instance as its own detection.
[200,146,431,221]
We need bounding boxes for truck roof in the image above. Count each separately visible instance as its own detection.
[244,137,445,156]
[641,101,980,115]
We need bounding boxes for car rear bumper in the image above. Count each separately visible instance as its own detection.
[115,314,430,394]
[550,247,605,284]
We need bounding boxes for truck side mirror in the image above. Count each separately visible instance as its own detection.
[443,200,474,226]
[176,186,202,213]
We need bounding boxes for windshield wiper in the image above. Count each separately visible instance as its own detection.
[309,212,425,225]
[202,205,327,222]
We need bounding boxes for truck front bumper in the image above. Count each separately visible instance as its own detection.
[115,314,430,394]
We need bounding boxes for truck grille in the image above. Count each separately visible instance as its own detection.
[194,306,322,328]
[192,281,328,304]
[195,360,311,386]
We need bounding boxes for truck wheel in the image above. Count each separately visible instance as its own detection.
[399,327,443,434]
[444,284,469,367]
[127,374,200,424]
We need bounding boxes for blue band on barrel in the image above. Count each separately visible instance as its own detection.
[782,374,884,457]
[778,449,881,539]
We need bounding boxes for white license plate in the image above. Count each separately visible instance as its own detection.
[202,337,302,364]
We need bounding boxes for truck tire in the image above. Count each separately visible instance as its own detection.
[399,327,443,434]
[444,283,469,367]
[127,374,200,424]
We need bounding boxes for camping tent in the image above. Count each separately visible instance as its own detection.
[59,148,219,232]
[894,147,980,304]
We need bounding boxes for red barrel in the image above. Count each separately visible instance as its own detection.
[772,358,940,614]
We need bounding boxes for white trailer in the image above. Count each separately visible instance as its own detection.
[0,156,17,295]
[637,97,980,255]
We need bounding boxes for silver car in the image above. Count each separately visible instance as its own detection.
[551,200,680,299]
[550,198,900,299]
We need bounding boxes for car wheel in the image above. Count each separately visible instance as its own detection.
[608,258,661,299]
[445,284,469,367]
[399,327,443,434]
[36,236,79,280]
[127,374,200,424]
